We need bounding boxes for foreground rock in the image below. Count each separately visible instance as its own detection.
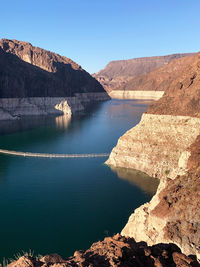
[0,39,109,119]
[7,234,199,266]
[93,53,193,99]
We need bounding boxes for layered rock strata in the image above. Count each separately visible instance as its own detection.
[106,114,200,179]
[7,234,199,267]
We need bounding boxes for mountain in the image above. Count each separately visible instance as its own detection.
[0,39,105,97]
[93,53,194,94]
[0,39,109,119]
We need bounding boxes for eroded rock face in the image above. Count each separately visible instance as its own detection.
[7,234,199,267]
[93,53,194,93]
[122,169,200,260]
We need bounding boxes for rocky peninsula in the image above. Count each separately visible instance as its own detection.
[0,39,109,120]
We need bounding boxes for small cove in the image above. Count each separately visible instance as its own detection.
[0,99,159,261]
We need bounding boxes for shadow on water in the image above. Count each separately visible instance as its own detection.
[0,101,107,151]
[110,166,159,196]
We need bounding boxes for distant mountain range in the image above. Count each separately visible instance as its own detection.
[93,53,194,93]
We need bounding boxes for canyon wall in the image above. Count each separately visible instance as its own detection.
[106,52,200,259]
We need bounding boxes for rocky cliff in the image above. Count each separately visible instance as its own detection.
[93,53,194,98]
[0,39,109,119]
[106,52,200,259]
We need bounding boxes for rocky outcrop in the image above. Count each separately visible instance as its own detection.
[93,53,194,94]
[0,39,109,119]
[121,169,200,260]
[106,52,200,259]
[106,114,200,179]
[7,234,200,267]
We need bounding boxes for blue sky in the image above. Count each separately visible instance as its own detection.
[0,0,199,73]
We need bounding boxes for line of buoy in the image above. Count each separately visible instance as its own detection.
[0,149,109,159]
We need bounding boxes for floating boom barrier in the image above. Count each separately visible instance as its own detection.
[0,149,109,159]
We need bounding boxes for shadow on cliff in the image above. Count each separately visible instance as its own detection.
[0,47,104,98]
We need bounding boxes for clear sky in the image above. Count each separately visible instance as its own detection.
[0,0,199,73]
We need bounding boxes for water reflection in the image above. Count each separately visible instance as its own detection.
[0,115,71,135]
[105,99,153,120]
[55,115,71,130]
[110,166,159,195]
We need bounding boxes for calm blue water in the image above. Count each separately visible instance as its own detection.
[0,99,158,261]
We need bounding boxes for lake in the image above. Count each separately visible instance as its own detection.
[0,99,159,262]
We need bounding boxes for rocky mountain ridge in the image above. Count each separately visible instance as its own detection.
[93,53,194,94]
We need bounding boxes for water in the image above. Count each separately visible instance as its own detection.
[0,99,159,262]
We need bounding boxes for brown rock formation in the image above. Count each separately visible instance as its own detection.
[0,39,105,98]
[7,234,199,267]
[93,53,194,93]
